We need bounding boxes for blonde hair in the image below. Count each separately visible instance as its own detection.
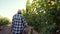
[18,9,22,14]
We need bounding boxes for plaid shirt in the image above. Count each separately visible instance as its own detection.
[11,13,27,34]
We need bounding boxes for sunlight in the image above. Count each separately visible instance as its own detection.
[0,0,27,20]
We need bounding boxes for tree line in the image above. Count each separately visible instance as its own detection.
[22,0,60,34]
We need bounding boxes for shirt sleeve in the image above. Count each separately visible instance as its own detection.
[22,17,28,28]
[11,14,18,28]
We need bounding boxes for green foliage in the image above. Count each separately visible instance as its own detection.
[0,17,11,26]
[0,16,11,30]
[22,0,60,34]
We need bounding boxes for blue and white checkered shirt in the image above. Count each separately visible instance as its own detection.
[11,13,27,34]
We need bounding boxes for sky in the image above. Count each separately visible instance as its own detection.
[0,0,27,20]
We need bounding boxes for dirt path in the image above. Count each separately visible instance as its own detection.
[0,24,38,34]
[0,24,12,34]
